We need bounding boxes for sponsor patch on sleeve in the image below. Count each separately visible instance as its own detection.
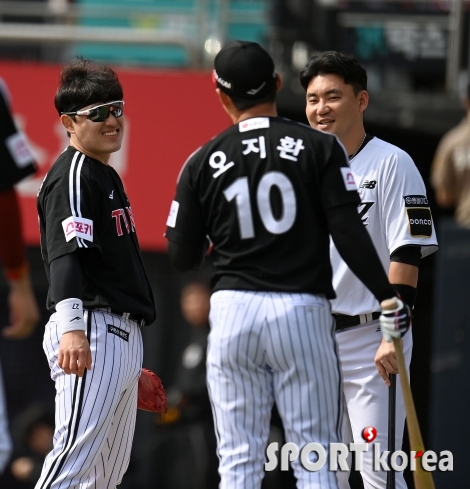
[5,132,35,168]
[340,167,357,191]
[62,216,94,242]
[166,200,179,228]
[406,208,433,237]
[403,195,429,207]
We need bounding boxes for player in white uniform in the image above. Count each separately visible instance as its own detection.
[300,52,438,489]
[166,41,411,489]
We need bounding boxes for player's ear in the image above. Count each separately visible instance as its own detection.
[358,90,369,113]
[60,114,75,134]
[275,73,283,93]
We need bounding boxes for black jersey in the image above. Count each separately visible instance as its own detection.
[0,79,36,190]
[165,116,360,297]
[37,146,156,324]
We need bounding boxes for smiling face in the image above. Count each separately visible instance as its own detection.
[61,101,125,164]
[305,73,368,155]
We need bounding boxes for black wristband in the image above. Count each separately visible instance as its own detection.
[393,283,417,309]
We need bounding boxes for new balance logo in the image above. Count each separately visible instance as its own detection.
[70,317,82,322]
[360,180,376,189]
[109,190,114,199]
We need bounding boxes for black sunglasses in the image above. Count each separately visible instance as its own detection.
[63,100,125,122]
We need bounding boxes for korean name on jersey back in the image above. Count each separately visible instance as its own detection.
[403,195,433,238]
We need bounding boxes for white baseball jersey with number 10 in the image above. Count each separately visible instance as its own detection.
[330,137,438,316]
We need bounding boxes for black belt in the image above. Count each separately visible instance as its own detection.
[92,307,146,328]
[333,312,381,331]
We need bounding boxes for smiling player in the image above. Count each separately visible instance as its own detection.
[35,58,155,488]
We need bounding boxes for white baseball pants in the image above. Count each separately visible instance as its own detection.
[207,290,343,489]
[336,321,412,489]
[35,309,143,489]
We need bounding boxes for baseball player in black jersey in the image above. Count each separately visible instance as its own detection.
[35,59,156,488]
[0,77,39,475]
[165,40,411,489]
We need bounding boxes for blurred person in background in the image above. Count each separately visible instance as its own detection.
[154,281,219,489]
[0,77,40,476]
[1,403,54,488]
[431,82,470,228]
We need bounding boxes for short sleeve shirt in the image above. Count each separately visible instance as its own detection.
[330,137,438,315]
[37,146,156,324]
[166,116,360,297]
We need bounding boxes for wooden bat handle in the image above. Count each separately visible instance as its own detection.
[393,338,435,489]
[381,298,398,311]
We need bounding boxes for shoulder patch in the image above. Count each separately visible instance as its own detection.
[166,200,179,228]
[62,216,94,242]
[5,132,35,168]
[239,117,270,132]
[340,167,357,191]
[404,195,429,207]
[406,208,433,237]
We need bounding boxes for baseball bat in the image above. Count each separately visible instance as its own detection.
[387,373,396,489]
[381,298,435,489]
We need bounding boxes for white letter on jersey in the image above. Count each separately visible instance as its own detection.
[166,200,179,228]
[209,151,235,179]
[340,167,357,191]
[62,216,93,242]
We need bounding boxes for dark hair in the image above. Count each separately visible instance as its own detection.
[229,90,277,111]
[299,51,367,95]
[467,82,470,100]
[54,57,123,115]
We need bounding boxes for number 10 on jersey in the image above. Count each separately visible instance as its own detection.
[223,171,297,239]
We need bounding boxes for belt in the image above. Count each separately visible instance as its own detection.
[333,312,381,331]
[92,307,146,328]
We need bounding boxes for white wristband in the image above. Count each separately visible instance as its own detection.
[56,298,86,336]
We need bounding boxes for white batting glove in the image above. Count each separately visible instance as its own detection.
[379,298,411,343]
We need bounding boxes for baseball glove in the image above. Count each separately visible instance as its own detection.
[137,368,167,413]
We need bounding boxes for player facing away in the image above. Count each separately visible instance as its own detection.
[35,59,156,488]
[300,51,438,489]
[165,40,411,489]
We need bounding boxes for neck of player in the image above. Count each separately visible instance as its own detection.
[231,102,278,125]
[344,126,367,157]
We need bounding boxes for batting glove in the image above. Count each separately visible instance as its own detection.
[379,298,411,343]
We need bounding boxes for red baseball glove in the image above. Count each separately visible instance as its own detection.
[137,368,167,413]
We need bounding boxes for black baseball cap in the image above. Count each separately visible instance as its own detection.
[213,40,276,100]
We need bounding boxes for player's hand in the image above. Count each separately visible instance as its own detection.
[3,273,40,339]
[379,297,411,343]
[374,338,400,386]
[58,330,92,377]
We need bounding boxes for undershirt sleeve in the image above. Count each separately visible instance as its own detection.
[50,251,83,304]
[390,245,421,267]
[326,203,395,303]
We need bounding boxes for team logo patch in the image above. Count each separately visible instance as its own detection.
[107,324,129,342]
[406,208,433,237]
[340,167,357,191]
[404,195,429,207]
[239,117,270,132]
[62,216,93,242]
[166,200,179,228]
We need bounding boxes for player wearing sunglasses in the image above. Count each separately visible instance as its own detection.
[35,58,155,488]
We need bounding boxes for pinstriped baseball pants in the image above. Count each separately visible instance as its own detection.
[35,310,143,489]
[207,290,343,489]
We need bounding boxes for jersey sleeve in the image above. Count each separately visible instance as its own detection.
[0,79,36,191]
[42,165,102,263]
[381,151,438,258]
[165,156,208,248]
[320,136,361,211]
